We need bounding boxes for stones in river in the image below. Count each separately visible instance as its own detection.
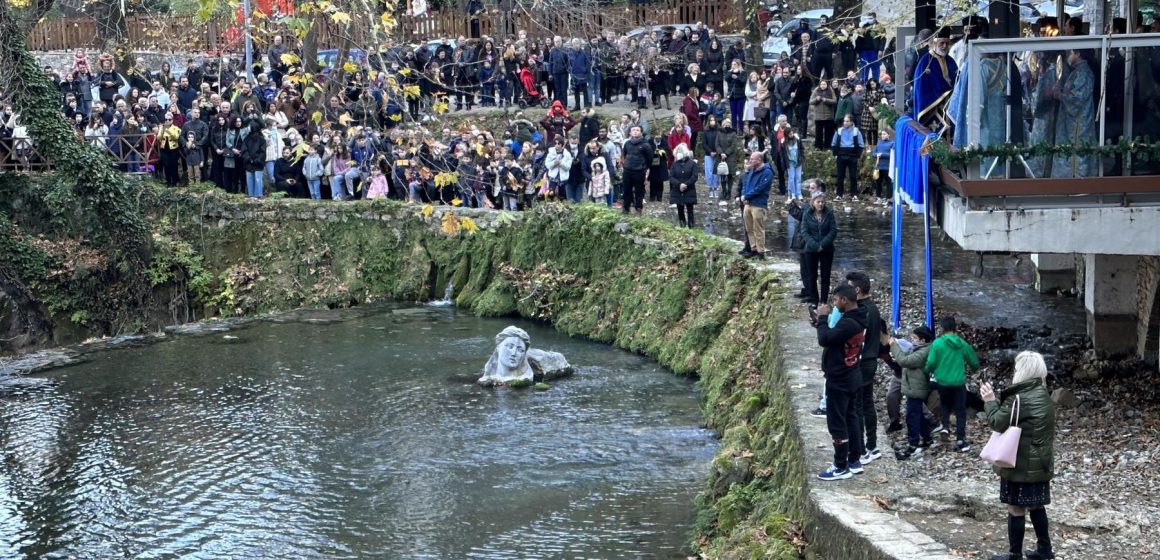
[528,349,574,381]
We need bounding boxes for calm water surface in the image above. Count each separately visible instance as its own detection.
[0,308,715,559]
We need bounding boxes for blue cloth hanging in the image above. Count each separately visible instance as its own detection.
[891,116,938,329]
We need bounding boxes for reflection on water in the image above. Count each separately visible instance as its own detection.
[0,309,715,559]
[714,204,1084,331]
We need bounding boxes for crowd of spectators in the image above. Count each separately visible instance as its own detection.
[7,7,1150,216]
[0,13,907,207]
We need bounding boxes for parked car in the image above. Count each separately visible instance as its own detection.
[762,9,873,67]
[624,24,713,42]
[317,48,369,72]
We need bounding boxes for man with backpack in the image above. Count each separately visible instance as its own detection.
[830,113,864,198]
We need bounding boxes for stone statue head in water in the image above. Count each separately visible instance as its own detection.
[479,326,533,385]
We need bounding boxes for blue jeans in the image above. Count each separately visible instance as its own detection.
[787,166,803,198]
[307,178,321,200]
[246,170,265,197]
[565,182,584,202]
[703,155,719,189]
[937,384,968,442]
[588,70,602,104]
[859,51,880,82]
[906,396,934,447]
[265,161,275,186]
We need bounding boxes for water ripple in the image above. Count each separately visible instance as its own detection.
[0,312,716,558]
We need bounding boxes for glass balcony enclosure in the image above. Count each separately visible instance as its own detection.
[961,33,1160,180]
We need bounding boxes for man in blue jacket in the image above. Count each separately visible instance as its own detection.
[740,151,773,259]
[568,39,591,112]
[548,37,570,105]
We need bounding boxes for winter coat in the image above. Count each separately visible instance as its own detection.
[682,96,703,133]
[242,126,267,172]
[800,206,837,253]
[891,340,932,399]
[622,136,654,172]
[647,139,668,182]
[700,128,721,156]
[816,304,868,390]
[740,163,773,207]
[588,157,611,198]
[545,146,572,182]
[809,86,837,122]
[302,153,324,180]
[984,379,1056,483]
[668,157,698,204]
[924,333,980,387]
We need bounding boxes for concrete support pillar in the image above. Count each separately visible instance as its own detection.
[1031,253,1075,294]
[1084,254,1140,356]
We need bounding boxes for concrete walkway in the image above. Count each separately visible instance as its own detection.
[751,259,962,560]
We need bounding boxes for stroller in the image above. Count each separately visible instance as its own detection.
[517,66,550,109]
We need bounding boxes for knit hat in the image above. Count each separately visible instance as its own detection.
[811,190,826,200]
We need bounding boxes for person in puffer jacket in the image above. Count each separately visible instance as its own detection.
[980,351,1056,560]
[924,315,979,452]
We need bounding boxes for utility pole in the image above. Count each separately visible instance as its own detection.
[243,0,255,82]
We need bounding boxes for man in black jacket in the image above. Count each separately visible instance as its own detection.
[621,124,654,214]
[846,271,883,467]
[815,284,868,481]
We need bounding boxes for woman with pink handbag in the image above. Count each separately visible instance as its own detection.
[980,351,1057,560]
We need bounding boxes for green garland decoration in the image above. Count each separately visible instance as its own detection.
[927,136,1160,171]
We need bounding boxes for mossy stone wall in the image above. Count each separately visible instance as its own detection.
[157,193,809,558]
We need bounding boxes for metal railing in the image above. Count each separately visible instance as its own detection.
[963,33,1160,181]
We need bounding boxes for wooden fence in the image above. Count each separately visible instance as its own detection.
[27,0,739,53]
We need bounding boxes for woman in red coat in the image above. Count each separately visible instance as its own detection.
[666,113,691,167]
[681,86,703,151]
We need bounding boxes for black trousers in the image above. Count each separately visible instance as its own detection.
[836,155,858,196]
[648,179,665,201]
[814,120,836,150]
[676,203,695,227]
[824,378,859,469]
[874,172,891,198]
[160,148,180,186]
[859,360,879,453]
[802,249,835,304]
[623,168,646,211]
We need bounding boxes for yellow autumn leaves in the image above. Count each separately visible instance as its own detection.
[421,205,480,237]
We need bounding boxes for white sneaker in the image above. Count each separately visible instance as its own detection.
[860,448,883,464]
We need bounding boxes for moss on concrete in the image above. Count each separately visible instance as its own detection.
[0,186,805,557]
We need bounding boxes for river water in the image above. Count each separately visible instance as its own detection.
[0,308,716,559]
[703,202,1086,332]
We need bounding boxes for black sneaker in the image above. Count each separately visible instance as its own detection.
[1025,548,1055,560]
[886,421,903,433]
[739,249,755,257]
[896,444,923,460]
[810,407,827,418]
[955,440,971,453]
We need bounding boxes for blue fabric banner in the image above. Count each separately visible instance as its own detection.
[891,116,938,329]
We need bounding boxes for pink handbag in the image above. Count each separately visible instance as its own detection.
[980,395,1022,468]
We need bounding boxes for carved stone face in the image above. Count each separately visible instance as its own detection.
[498,337,527,369]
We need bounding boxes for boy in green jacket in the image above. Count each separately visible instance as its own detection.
[924,316,979,452]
